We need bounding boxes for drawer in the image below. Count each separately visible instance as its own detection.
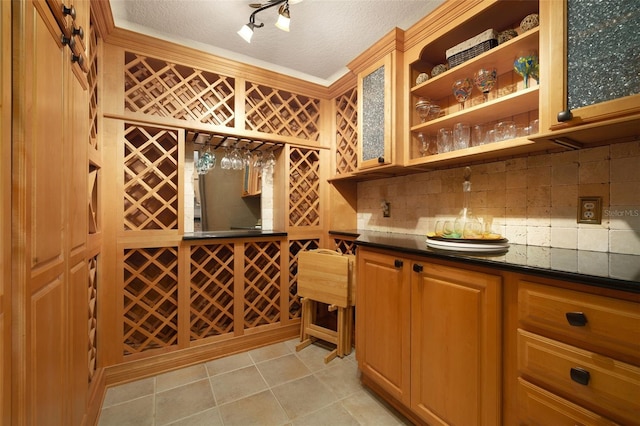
[518,329,640,424]
[517,378,619,425]
[518,280,640,363]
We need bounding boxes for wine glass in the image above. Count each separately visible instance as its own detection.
[514,52,539,89]
[415,97,432,123]
[252,150,264,171]
[230,146,243,170]
[452,77,473,110]
[220,148,232,170]
[473,67,497,102]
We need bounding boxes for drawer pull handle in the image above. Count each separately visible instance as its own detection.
[413,264,423,273]
[565,312,587,326]
[570,367,590,386]
[394,259,403,268]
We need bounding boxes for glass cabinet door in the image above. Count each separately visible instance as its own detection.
[542,0,640,131]
[358,54,393,170]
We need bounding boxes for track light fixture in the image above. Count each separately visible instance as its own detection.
[238,0,297,43]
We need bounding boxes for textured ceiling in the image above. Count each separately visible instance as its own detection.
[109,0,445,86]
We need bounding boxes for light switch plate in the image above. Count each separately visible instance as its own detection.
[577,196,602,224]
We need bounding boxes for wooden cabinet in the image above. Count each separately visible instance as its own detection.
[536,0,640,147]
[11,0,90,423]
[516,279,640,425]
[356,249,411,405]
[356,247,501,424]
[410,260,501,425]
[405,1,548,168]
[351,29,404,172]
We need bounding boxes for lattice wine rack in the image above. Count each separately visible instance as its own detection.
[335,87,358,175]
[334,238,357,255]
[124,52,235,126]
[289,147,320,227]
[189,244,235,340]
[88,22,99,151]
[123,247,179,355]
[88,165,98,234]
[245,82,320,140]
[243,241,281,329]
[88,255,98,381]
[287,239,319,319]
[123,125,179,231]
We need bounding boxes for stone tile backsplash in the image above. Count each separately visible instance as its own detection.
[356,140,640,254]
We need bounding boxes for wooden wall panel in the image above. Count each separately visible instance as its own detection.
[1,0,12,422]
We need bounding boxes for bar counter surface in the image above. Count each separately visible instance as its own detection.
[183,230,288,240]
[331,230,640,294]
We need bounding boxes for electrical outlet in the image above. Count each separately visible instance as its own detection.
[382,201,391,218]
[577,196,602,224]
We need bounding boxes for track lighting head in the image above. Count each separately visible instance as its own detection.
[275,4,290,32]
[239,0,296,42]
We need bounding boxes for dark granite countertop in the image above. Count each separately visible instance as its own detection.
[330,230,640,293]
[183,230,287,240]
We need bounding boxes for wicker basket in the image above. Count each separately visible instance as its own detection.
[446,29,498,68]
[447,39,498,68]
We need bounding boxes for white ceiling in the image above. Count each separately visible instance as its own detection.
[109,0,445,86]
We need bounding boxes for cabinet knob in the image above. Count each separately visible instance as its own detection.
[557,109,573,122]
[72,26,84,40]
[71,54,83,66]
[62,4,76,19]
[565,312,588,327]
[394,259,403,268]
[377,156,385,163]
[570,367,590,386]
[413,264,423,273]
[61,34,75,47]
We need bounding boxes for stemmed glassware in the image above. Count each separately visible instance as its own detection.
[220,148,232,170]
[230,145,244,170]
[514,52,539,89]
[452,77,473,110]
[473,67,497,102]
[196,145,215,175]
[252,150,264,172]
[415,97,432,123]
[264,150,277,175]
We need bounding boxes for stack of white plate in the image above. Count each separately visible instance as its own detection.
[426,235,509,253]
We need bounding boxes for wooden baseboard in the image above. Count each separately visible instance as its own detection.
[360,372,425,426]
[104,323,300,386]
[85,368,106,426]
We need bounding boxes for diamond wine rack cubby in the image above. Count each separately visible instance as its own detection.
[88,22,99,151]
[288,147,321,228]
[123,247,179,356]
[189,243,235,341]
[124,52,235,126]
[333,238,357,255]
[243,241,282,329]
[245,82,320,140]
[123,124,179,231]
[335,87,358,175]
[88,255,98,381]
[287,239,320,320]
[88,165,98,234]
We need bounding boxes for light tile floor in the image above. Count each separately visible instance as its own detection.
[98,339,413,426]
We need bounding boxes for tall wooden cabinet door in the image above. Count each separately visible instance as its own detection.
[14,1,67,424]
[356,249,411,404]
[410,262,501,426]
